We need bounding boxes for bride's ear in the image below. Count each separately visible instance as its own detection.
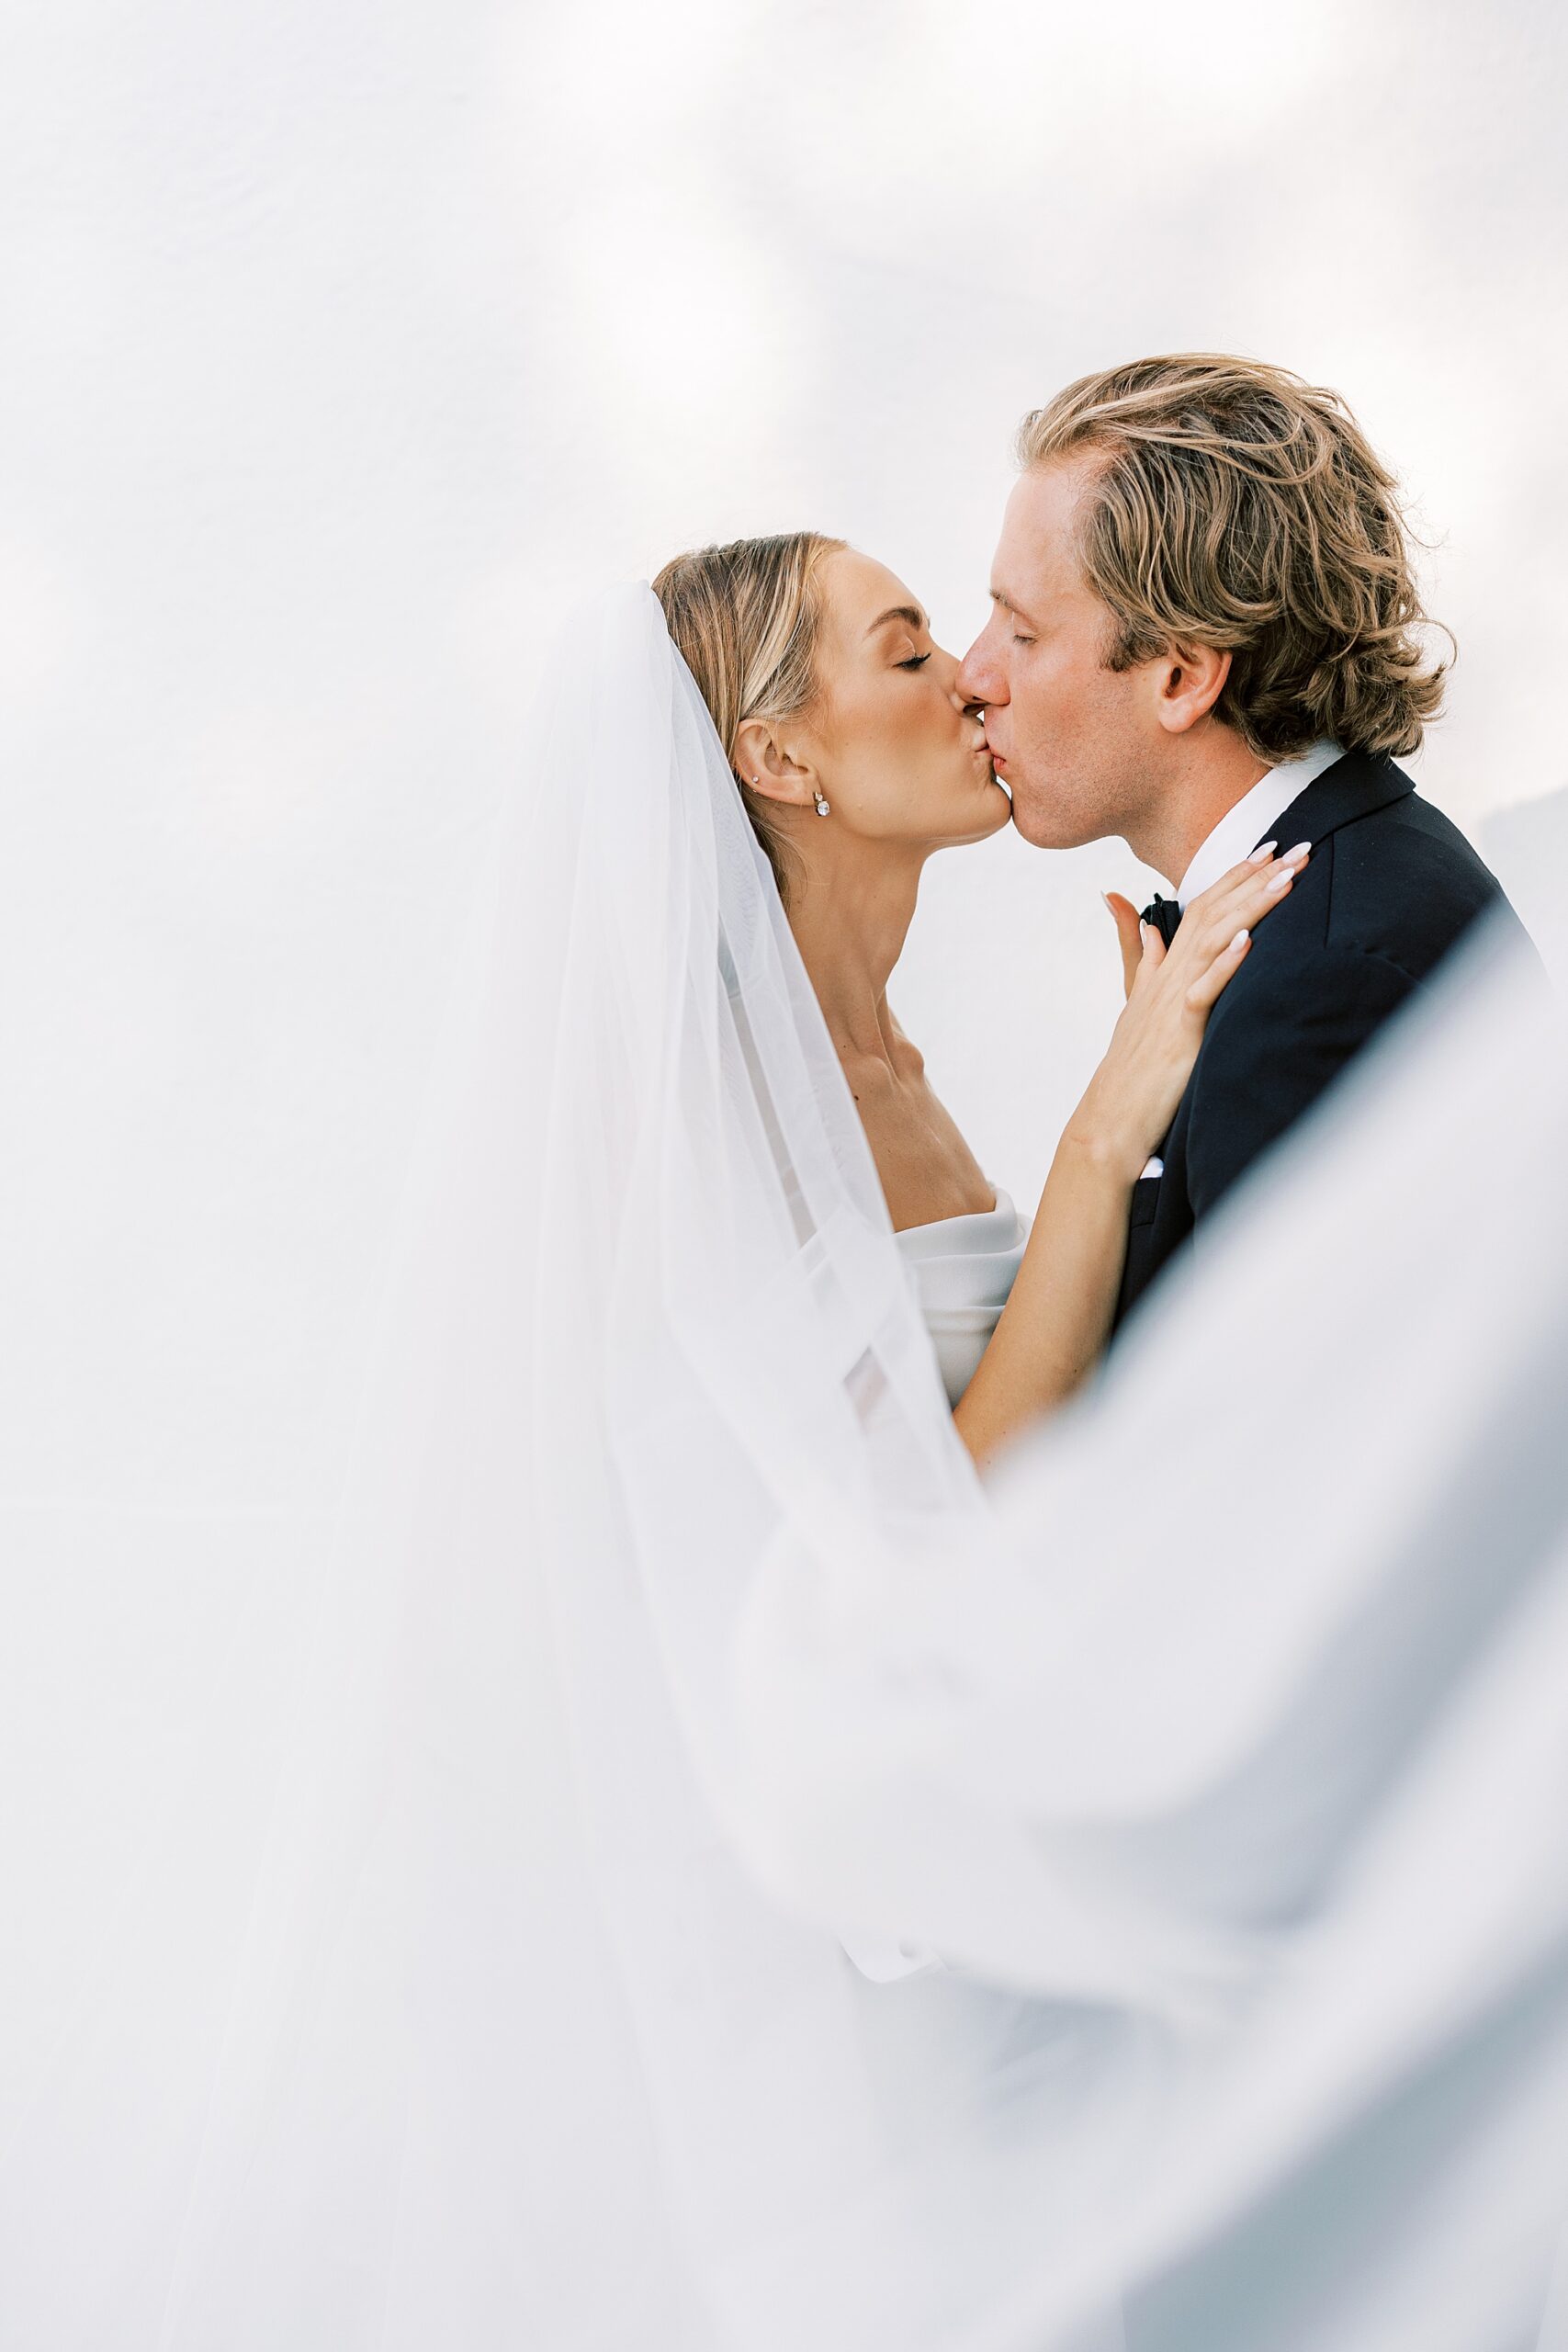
[733,719,816,809]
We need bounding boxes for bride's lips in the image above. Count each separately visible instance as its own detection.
[974,741,1010,799]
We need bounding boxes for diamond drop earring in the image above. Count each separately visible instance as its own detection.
[813,789,830,817]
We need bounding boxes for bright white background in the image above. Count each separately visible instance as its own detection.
[4,0,1565,1499]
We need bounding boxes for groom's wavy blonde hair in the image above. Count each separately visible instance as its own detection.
[1018,355,1450,760]
[654,532,845,906]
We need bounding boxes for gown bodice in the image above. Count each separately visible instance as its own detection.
[895,1185,1030,1408]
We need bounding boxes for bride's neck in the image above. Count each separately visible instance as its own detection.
[785,838,927,1063]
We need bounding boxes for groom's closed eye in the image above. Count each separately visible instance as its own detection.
[989,588,1039,645]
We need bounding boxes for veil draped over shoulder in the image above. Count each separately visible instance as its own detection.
[5,582,1568,2351]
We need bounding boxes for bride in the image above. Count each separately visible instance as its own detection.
[653,529,1306,1457]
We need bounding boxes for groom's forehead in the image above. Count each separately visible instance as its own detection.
[995,464,1096,602]
[1006,461,1087,547]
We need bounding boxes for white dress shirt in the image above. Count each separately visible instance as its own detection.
[1136,739,1344,1181]
[1175,738,1344,908]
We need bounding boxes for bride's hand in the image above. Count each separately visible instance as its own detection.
[1073,843,1312,1179]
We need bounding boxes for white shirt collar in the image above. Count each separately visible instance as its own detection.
[1176,740,1343,908]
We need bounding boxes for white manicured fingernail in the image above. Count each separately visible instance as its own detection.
[1265,868,1294,895]
[1231,927,1249,949]
[1284,840,1312,861]
[1248,841,1278,863]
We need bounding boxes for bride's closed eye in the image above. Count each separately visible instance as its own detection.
[898,652,932,672]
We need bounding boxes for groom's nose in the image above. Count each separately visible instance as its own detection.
[956,627,1006,709]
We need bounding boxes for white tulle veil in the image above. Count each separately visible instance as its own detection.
[5,580,1568,2350]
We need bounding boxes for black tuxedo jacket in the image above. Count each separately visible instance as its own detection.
[1112,750,1519,1333]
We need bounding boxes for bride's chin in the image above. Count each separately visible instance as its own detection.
[944,806,1012,850]
[920,779,1013,850]
[974,781,1013,837]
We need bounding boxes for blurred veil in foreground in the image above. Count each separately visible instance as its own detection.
[4,585,1566,2352]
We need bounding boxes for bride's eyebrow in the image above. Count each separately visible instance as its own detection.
[865,604,926,639]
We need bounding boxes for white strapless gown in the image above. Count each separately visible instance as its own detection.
[896,1185,1031,1410]
[839,1186,1031,1983]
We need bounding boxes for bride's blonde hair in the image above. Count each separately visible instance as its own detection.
[653,531,844,906]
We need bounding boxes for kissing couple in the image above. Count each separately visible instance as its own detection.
[479,346,1543,2332]
[643,351,1515,1467]
[19,355,1555,2352]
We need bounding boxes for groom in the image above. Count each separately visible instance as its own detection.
[958,353,1521,1330]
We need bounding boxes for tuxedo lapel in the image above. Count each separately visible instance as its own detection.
[1255,749,1415,857]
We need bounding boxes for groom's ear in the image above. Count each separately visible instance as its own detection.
[733,718,816,808]
[1152,642,1233,737]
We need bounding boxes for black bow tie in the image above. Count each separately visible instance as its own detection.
[1140,892,1183,949]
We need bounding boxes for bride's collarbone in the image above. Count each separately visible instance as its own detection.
[840,1037,919,1102]
[839,1045,993,1230]
[839,1036,938,1126]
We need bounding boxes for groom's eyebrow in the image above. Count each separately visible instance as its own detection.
[866,604,926,637]
[990,586,1039,626]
